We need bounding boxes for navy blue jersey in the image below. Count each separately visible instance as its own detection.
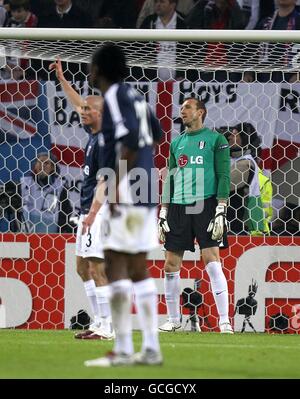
[80,127,103,214]
[102,83,162,207]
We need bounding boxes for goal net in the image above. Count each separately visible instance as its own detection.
[0,28,299,334]
[1,28,300,72]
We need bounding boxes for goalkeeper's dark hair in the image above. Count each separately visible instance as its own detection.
[92,44,128,83]
[184,97,207,122]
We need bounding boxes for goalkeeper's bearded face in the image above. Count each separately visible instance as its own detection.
[180,99,204,128]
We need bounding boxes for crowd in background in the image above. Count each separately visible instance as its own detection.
[0,0,299,31]
[0,0,299,82]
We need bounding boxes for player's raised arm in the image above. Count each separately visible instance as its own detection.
[49,58,84,112]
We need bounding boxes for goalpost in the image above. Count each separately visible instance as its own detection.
[0,28,299,333]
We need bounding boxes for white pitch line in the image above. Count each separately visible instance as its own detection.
[162,342,300,350]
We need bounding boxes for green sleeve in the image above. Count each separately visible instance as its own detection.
[161,142,176,204]
[214,135,230,200]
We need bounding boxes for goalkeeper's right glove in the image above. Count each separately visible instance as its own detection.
[207,204,228,241]
[158,206,170,242]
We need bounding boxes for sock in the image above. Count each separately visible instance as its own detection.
[83,279,100,325]
[133,278,160,353]
[95,285,111,330]
[164,271,181,324]
[110,279,133,356]
[205,261,229,325]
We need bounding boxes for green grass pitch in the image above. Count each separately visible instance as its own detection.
[0,330,299,379]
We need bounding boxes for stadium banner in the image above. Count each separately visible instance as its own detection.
[45,80,300,147]
[0,234,300,333]
[277,82,300,145]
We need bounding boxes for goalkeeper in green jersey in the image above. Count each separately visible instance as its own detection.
[158,97,233,333]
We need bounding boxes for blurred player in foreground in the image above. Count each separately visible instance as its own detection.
[83,43,163,367]
[49,59,114,340]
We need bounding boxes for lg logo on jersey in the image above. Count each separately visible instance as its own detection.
[84,165,90,175]
[178,155,203,167]
[191,156,203,165]
[178,155,188,167]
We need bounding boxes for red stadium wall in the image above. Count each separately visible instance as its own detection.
[0,234,300,333]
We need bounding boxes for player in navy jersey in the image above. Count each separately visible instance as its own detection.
[83,44,163,367]
[49,59,114,340]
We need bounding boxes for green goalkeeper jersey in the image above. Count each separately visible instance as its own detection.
[162,127,230,205]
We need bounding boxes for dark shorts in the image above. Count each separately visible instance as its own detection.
[164,197,228,252]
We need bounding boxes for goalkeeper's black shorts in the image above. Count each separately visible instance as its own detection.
[164,197,228,252]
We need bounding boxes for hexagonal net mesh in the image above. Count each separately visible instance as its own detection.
[0,29,299,333]
[2,39,300,72]
[0,28,300,72]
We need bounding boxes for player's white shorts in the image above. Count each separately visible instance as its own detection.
[100,204,159,254]
[75,212,104,259]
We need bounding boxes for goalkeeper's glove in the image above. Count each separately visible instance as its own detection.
[158,206,170,242]
[207,203,228,241]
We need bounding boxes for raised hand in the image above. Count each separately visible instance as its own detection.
[49,58,64,81]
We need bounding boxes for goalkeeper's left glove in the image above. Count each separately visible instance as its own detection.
[207,203,228,241]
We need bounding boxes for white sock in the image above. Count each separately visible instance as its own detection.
[133,278,160,353]
[83,279,100,324]
[164,271,181,324]
[95,285,111,330]
[110,279,133,356]
[205,261,229,325]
